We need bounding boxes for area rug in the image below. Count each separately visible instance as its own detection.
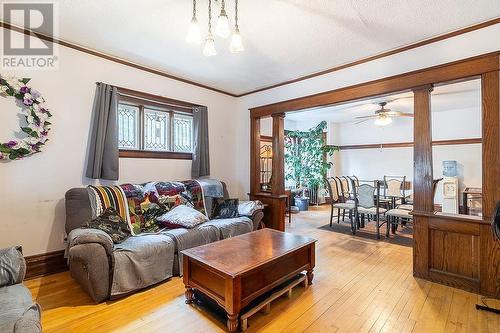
[318,220,413,247]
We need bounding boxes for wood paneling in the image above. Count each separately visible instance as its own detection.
[25,250,67,280]
[249,53,500,297]
[334,138,482,150]
[271,113,286,195]
[119,150,192,160]
[413,85,434,212]
[240,18,500,97]
[250,117,261,194]
[480,70,500,298]
[250,192,288,231]
[250,52,499,118]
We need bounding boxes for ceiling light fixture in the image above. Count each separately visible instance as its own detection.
[186,0,202,44]
[215,0,230,38]
[203,0,217,56]
[374,115,393,126]
[229,0,244,53]
[188,0,243,56]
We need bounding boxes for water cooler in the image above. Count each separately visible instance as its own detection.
[442,161,459,214]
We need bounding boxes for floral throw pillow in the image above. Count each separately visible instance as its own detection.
[157,205,208,229]
[86,207,131,243]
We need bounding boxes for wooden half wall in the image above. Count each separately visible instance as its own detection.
[249,51,500,298]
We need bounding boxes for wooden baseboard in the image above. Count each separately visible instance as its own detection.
[25,249,67,280]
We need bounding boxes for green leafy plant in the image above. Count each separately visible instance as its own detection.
[284,121,338,190]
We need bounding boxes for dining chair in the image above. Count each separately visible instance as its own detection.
[324,177,355,227]
[352,180,387,238]
[386,178,443,235]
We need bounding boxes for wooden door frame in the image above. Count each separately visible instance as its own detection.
[249,51,500,297]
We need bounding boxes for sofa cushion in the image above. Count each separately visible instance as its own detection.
[161,225,219,276]
[204,217,253,240]
[0,284,41,333]
[111,234,176,297]
[157,205,208,229]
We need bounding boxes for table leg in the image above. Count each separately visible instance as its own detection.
[227,313,239,333]
[185,287,194,304]
[307,269,314,285]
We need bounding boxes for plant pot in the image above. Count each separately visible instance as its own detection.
[294,197,310,211]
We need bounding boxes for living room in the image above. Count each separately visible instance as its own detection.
[1,1,499,333]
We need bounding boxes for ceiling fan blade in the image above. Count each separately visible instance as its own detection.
[397,113,414,117]
[385,110,401,116]
[354,119,373,124]
[354,115,379,119]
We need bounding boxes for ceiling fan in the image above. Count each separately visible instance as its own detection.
[354,102,413,126]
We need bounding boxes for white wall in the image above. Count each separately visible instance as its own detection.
[234,24,500,201]
[0,28,239,255]
[2,23,499,255]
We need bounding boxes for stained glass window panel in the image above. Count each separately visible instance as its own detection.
[173,114,193,152]
[144,109,169,151]
[118,104,139,149]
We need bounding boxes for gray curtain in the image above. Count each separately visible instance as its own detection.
[191,106,210,178]
[85,83,119,180]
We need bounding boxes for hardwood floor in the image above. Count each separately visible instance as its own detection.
[26,206,499,332]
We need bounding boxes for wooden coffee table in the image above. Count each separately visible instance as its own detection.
[182,229,316,332]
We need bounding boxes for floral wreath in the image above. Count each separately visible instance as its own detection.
[0,76,51,160]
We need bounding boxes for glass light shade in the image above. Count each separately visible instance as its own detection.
[374,116,393,126]
[186,17,202,44]
[215,10,230,38]
[229,28,244,53]
[203,34,217,56]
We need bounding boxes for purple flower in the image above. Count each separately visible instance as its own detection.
[40,107,48,113]
[23,98,33,106]
[6,140,17,148]
[41,130,48,136]
[30,89,40,99]
[20,86,30,94]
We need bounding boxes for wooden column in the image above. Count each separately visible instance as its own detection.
[271,113,286,195]
[250,116,261,194]
[412,85,433,279]
[480,70,500,297]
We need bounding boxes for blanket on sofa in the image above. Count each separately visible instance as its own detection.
[118,180,207,234]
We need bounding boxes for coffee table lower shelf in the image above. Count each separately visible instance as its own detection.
[239,273,308,331]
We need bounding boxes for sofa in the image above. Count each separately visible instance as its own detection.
[65,181,263,303]
[0,247,42,333]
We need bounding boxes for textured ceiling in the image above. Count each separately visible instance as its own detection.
[6,1,500,95]
[286,79,481,123]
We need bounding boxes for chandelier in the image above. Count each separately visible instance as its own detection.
[186,0,244,56]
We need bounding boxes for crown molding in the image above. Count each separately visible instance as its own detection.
[1,17,499,98]
[0,21,238,97]
[237,17,500,97]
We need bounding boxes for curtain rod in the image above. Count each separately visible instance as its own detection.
[95,82,203,109]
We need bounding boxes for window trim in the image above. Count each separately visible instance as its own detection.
[116,87,200,160]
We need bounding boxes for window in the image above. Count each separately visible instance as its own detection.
[117,90,196,159]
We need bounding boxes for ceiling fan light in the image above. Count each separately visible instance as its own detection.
[229,27,244,53]
[203,34,217,56]
[374,116,393,126]
[186,17,202,44]
[215,9,230,38]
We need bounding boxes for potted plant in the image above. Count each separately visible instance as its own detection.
[285,121,337,211]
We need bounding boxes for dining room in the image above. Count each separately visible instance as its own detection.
[257,78,482,240]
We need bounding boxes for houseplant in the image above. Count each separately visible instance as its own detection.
[285,121,337,209]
